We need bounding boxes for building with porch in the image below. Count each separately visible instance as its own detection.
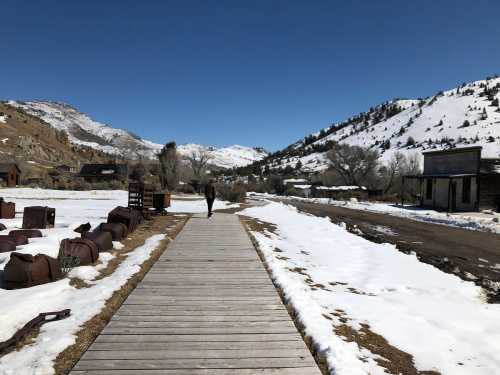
[403,146,500,212]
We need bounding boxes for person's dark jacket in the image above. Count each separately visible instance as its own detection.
[204,183,216,200]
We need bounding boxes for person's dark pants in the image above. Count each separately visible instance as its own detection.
[206,198,215,216]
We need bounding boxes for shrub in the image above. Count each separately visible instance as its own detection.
[176,183,196,194]
[216,183,247,203]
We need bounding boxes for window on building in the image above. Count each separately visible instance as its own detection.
[462,176,471,203]
[426,179,433,200]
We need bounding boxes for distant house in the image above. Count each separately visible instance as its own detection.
[0,163,21,187]
[283,178,309,189]
[403,146,500,212]
[79,163,128,183]
[312,185,368,200]
[292,184,312,198]
[54,164,76,174]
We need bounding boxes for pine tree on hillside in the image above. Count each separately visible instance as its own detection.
[481,108,488,120]
[406,136,416,147]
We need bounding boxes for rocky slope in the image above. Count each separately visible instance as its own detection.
[0,102,119,178]
[7,101,267,168]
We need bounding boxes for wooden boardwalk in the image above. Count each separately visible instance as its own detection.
[71,213,321,375]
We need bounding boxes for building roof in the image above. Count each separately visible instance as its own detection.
[0,163,21,174]
[405,173,478,178]
[293,184,312,189]
[316,185,366,191]
[422,146,482,156]
[283,178,308,184]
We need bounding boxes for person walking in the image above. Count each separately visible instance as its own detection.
[204,179,216,218]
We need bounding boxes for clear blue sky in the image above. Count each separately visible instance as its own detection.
[2,0,499,151]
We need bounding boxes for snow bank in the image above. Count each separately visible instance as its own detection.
[239,201,500,375]
[0,235,165,375]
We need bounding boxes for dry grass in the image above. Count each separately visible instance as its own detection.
[53,213,189,375]
[239,215,277,234]
[334,323,441,375]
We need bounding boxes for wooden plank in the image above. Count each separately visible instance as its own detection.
[73,357,317,370]
[81,348,310,360]
[69,213,320,375]
[89,341,307,351]
[102,327,298,335]
[106,320,296,329]
[94,333,304,343]
[71,368,321,374]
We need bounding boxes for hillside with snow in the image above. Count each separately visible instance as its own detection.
[7,101,266,168]
[177,143,268,169]
[261,76,500,172]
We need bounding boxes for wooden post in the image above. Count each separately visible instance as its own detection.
[401,176,405,206]
[447,177,453,213]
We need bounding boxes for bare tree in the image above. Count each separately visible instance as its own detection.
[382,151,406,193]
[158,141,179,190]
[380,151,422,195]
[326,143,379,186]
[186,149,213,182]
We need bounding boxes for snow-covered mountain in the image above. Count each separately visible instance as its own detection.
[261,76,500,172]
[177,144,268,169]
[8,100,267,168]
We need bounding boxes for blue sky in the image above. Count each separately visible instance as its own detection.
[1,1,499,151]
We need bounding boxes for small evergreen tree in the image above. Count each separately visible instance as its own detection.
[295,160,303,170]
[481,108,488,120]
[406,136,416,147]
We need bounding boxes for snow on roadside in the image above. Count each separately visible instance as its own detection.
[239,201,500,375]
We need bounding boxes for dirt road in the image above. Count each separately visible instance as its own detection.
[282,200,500,302]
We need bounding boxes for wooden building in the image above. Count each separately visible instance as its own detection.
[54,164,76,174]
[79,163,128,183]
[0,163,21,187]
[403,146,500,212]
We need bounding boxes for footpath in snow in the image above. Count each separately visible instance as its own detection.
[240,201,500,375]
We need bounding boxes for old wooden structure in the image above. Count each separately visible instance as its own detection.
[128,182,154,210]
[0,163,21,187]
[54,164,77,174]
[69,213,321,374]
[403,146,500,212]
[79,164,128,183]
[128,183,171,214]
